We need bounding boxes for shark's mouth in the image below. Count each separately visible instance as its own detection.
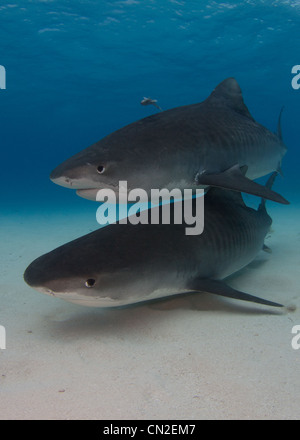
[50,174,102,200]
[76,183,130,201]
[76,188,99,201]
[35,286,127,307]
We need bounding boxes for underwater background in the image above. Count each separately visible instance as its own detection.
[1,0,299,214]
[1,0,300,420]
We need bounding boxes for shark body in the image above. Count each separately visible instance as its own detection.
[24,180,282,309]
[50,78,288,204]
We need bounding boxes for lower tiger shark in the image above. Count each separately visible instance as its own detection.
[24,173,283,308]
[50,77,288,204]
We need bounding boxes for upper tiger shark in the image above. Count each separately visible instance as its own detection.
[50,78,288,204]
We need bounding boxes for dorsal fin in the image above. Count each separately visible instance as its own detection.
[206,78,255,121]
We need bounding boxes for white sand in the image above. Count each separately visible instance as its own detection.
[0,204,300,420]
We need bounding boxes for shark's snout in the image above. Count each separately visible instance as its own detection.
[24,256,108,306]
[24,258,47,289]
[50,164,76,188]
[24,258,67,298]
[50,174,74,188]
[50,165,97,190]
[50,161,120,199]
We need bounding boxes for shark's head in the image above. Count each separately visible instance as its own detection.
[49,114,186,201]
[50,151,133,202]
[24,251,140,308]
[23,223,169,307]
[23,231,145,307]
[50,145,132,201]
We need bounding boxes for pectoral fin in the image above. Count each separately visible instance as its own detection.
[196,164,289,205]
[188,278,283,307]
[262,244,272,253]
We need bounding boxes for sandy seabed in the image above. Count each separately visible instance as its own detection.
[0,203,299,420]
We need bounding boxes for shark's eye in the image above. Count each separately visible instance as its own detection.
[85,278,95,288]
[97,165,105,174]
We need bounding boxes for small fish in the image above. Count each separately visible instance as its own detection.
[140,97,162,111]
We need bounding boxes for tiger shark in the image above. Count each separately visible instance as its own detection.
[24,174,283,308]
[50,77,288,204]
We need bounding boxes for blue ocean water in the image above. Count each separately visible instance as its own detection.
[1,0,299,216]
[1,2,300,421]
